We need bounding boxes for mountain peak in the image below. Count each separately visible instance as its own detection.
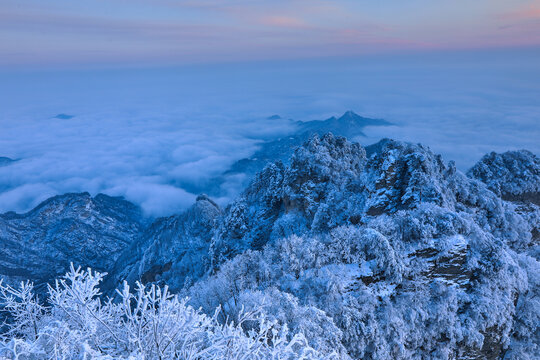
[337,110,392,126]
[54,113,75,120]
[297,112,388,139]
[338,110,361,120]
[0,156,16,167]
[196,193,220,208]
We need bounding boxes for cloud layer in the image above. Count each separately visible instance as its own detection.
[1,49,539,216]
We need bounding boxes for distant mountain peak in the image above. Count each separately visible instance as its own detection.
[54,113,75,120]
[196,193,219,208]
[298,111,391,137]
[339,110,360,119]
[202,111,394,196]
[337,110,391,125]
[0,156,16,167]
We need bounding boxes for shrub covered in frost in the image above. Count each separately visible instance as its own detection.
[0,265,337,359]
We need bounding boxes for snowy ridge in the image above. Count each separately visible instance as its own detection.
[0,192,144,292]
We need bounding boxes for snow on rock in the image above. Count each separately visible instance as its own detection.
[108,194,222,292]
[468,150,540,205]
[0,193,143,293]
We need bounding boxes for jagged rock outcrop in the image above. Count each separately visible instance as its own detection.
[196,134,538,359]
[212,134,367,261]
[468,150,540,205]
[468,150,540,252]
[107,194,222,292]
[0,192,144,291]
[363,139,451,214]
[211,135,531,265]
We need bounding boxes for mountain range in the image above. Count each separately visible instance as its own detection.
[0,113,538,359]
[181,111,392,196]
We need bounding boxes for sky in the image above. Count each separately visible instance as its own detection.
[1,0,540,67]
[0,1,539,217]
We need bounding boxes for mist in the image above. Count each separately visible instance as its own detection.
[1,49,539,216]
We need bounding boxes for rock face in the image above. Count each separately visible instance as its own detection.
[0,133,538,360]
[108,194,222,292]
[0,193,144,291]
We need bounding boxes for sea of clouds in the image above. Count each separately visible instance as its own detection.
[1,49,539,216]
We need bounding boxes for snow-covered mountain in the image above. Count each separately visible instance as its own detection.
[182,135,537,359]
[0,133,538,359]
[230,110,390,176]
[0,192,144,292]
[187,111,392,197]
[468,150,540,205]
[105,194,222,292]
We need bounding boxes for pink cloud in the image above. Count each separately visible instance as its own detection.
[501,4,540,20]
[260,15,308,28]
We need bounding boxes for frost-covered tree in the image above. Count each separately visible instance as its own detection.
[0,265,336,359]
